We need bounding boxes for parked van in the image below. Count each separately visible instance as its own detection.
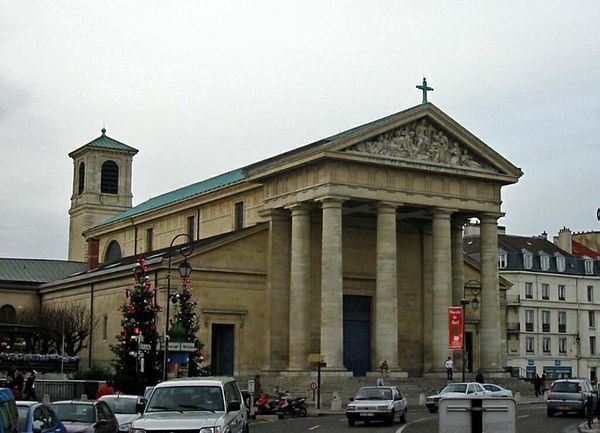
[132,377,248,433]
[0,388,18,433]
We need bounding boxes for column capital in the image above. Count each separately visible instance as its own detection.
[478,212,504,224]
[259,208,289,220]
[376,201,401,212]
[315,195,348,207]
[285,202,313,215]
[432,207,457,218]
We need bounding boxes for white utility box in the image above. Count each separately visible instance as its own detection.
[439,396,516,433]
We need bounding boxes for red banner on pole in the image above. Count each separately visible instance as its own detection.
[449,307,463,350]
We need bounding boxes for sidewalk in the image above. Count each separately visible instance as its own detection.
[579,418,600,432]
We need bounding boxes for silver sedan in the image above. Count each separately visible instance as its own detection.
[482,383,513,397]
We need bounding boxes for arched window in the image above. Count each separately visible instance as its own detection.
[0,305,17,323]
[101,161,119,194]
[78,162,85,195]
[104,240,122,263]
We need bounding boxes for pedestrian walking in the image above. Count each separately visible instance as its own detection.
[95,380,115,399]
[540,373,547,394]
[475,370,485,384]
[533,374,541,397]
[444,357,454,380]
[23,370,36,401]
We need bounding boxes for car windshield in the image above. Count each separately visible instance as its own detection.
[51,403,95,423]
[441,384,467,393]
[146,386,224,412]
[16,406,30,432]
[101,397,137,414]
[552,382,579,393]
[355,388,392,400]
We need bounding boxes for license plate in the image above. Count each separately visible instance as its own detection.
[360,412,374,417]
[558,405,571,410]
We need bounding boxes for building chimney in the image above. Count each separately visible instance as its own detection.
[540,231,548,240]
[557,227,572,254]
[87,238,100,270]
[463,221,480,237]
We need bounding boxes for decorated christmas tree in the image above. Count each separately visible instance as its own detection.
[171,276,205,376]
[111,255,162,393]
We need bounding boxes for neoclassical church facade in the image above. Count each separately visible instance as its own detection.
[41,102,522,378]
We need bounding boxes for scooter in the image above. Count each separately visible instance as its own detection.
[253,394,284,419]
[282,396,308,417]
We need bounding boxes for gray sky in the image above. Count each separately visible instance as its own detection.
[2,1,599,259]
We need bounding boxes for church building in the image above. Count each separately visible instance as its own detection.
[42,100,522,378]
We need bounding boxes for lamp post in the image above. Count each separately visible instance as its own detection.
[461,279,481,382]
[163,234,194,382]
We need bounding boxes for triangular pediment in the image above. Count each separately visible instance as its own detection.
[343,116,499,173]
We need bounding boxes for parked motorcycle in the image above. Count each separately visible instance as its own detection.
[282,396,308,417]
[253,394,284,419]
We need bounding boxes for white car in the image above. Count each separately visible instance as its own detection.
[426,382,489,413]
[345,386,408,427]
[131,377,248,433]
[99,394,144,432]
[481,383,513,397]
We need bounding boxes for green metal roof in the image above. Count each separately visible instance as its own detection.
[68,129,138,157]
[91,104,422,231]
[94,168,246,228]
[0,259,87,284]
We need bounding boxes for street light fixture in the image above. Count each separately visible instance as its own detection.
[462,279,481,382]
[163,233,194,381]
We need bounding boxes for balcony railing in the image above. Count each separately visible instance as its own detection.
[526,323,534,332]
[507,322,520,333]
[507,294,521,305]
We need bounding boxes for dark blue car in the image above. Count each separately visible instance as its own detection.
[16,401,67,433]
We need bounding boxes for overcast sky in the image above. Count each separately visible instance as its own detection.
[2,1,599,260]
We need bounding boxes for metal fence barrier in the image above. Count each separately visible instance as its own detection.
[35,380,103,401]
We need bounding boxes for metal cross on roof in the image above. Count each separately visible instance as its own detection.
[416,77,433,104]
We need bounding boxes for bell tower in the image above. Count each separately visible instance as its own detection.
[68,128,138,262]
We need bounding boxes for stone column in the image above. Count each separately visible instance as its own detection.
[259,208,290,371]
[431,208,453,371]
[375,202,399,369]
[480,213,502,372]
[288,203,312,370]
[451,218,465,307]
[319,197,345,370]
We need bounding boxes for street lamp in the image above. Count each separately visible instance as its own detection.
[163,233,194,381]
[461,279,481,382]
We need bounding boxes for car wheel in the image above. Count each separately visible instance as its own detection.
[348,418,355,427]
[547,409,554,417]
[386,410,395,426]
[428,406,438,414]
[400,408,407,423]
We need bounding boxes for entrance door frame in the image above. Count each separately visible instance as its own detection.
[201,308,247,376]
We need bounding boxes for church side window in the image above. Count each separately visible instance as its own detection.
[234,201,244,230]
[0,304,16,323]
[146,228,153,252]
[498,252,507,269]
[187,216,195,240]
[101,161,119,194]
[585,259,594,275]
[78,162,85,195]
[104,240,122,263]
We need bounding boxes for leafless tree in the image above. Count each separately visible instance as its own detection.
[40,303,98,356]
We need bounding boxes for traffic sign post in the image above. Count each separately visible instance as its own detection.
[309,380,318,404]
[307,354,326,409]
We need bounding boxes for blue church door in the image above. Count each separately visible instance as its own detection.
[211,324,234,376]
[343,295,371,376]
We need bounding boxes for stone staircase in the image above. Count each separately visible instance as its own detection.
[239,374,535,409]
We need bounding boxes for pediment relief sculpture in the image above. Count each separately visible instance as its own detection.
[345,118,498,172]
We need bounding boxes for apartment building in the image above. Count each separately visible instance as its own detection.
[465,226,600,380]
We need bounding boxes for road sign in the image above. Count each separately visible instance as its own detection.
[309,381,318,391]
[139,343,151,350]
[248,379,255,394]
